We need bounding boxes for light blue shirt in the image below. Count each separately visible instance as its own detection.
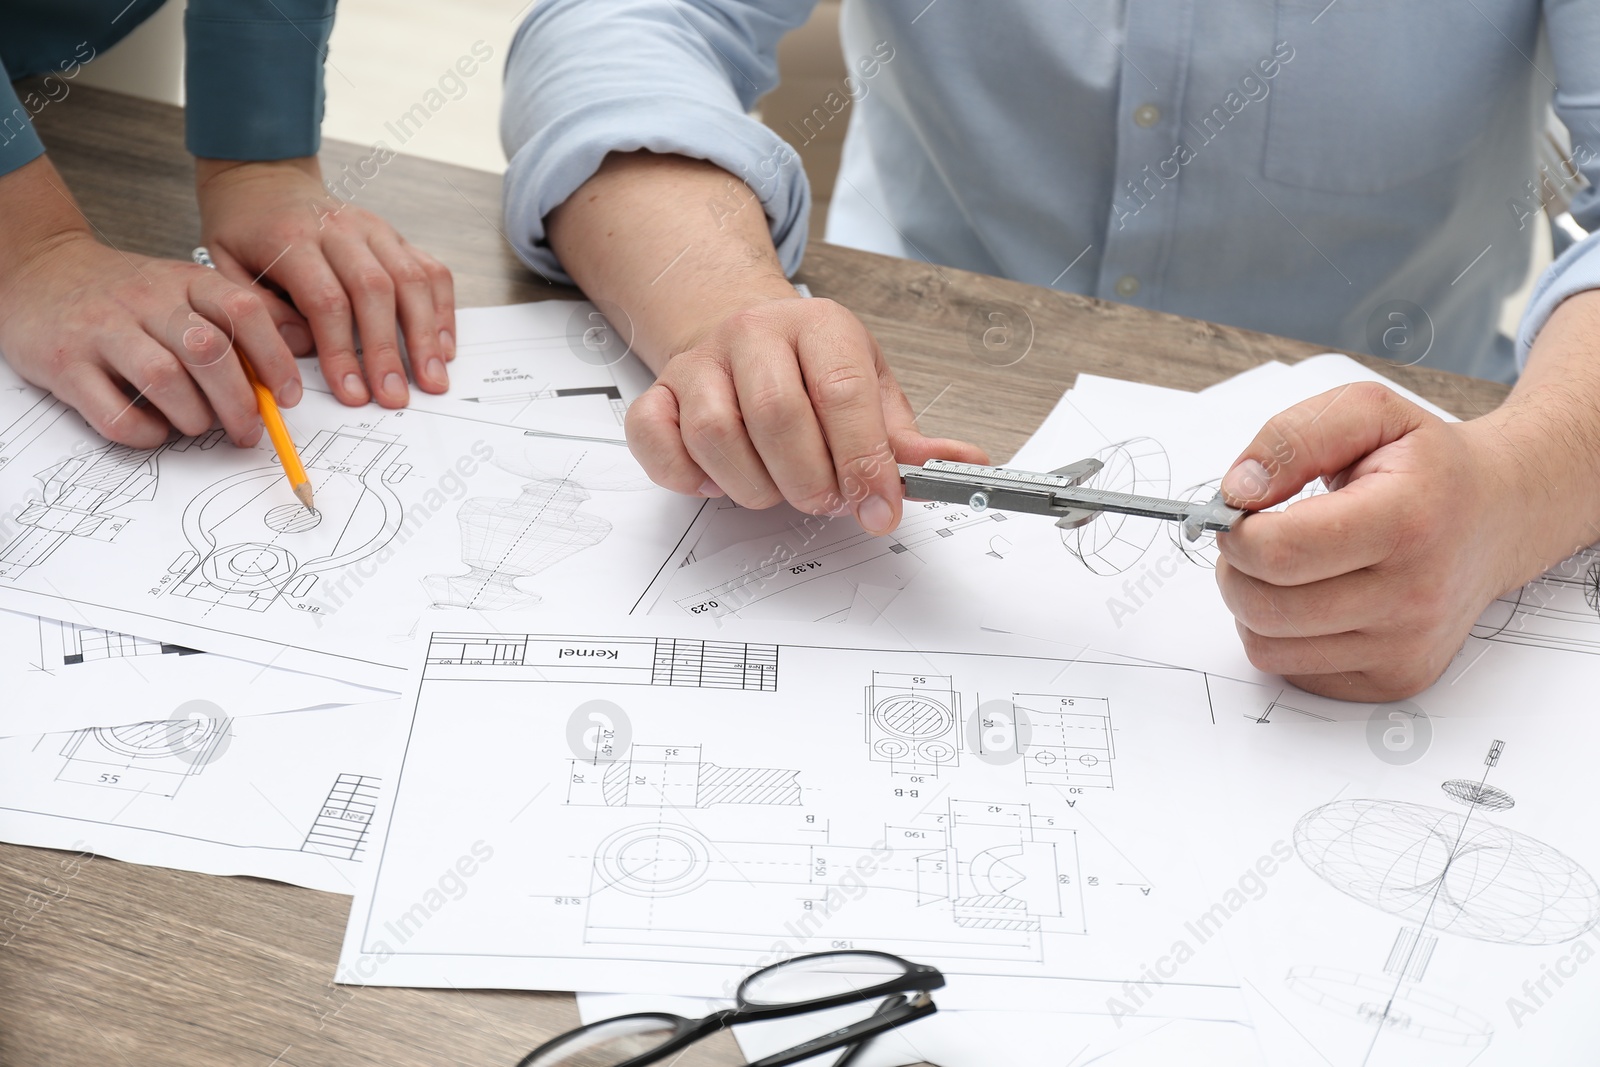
[501,0,1600,384]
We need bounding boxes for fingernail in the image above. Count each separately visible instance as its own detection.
[342,373,368,402]
[277,378,303,408]
[858,494,893,534]
[425,357,447,388]
[241,421,264,448]
[698,479,723,498]
[440,329,455,362]
[279,322,312,353]
[383,372,408,403]
[1222,458,1271,503]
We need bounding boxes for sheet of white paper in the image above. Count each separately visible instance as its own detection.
[0,701,408,893]
[301,300,656,429]
[0,608,391,736]
[1178,712,1600,1067]
[0,354,705,686]
[340,615,1248,1020]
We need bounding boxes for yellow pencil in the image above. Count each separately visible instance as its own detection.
[192,247,314,511]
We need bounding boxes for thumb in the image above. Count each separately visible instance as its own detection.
[1220,381,1432,510]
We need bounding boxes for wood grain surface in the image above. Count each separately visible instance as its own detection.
[1,82,1512,1067]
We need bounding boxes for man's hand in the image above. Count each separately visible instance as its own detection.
[196,157,455,408]
[628,295,988,531]
[0,157,303,448]
[1213,381,1533,701]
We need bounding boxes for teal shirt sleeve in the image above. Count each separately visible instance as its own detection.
[0,57,49,177]
[183,0,335,160]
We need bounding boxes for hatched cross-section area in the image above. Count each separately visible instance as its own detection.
[301,774,381,860]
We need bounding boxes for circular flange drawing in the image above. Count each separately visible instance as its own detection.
[1440,779,1515,812]
[872,695,954,741]
[263,502,323,535]
[94,718,224,760]
[593,824,713,898]
[201,542,297,592]
[1294,799,1600,945]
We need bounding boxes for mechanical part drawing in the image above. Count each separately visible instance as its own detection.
[1059,438,1171,576]
[301,774,382,860]
[167,426,406,611]
[0,394,70,474]
[1288,740,1600,1060]
[0,431,224,578]
[865,672,961,772]
[566,744,801,808]
[1013,694,1116,789]
[55,717,230,798]
[583,800,1084,959]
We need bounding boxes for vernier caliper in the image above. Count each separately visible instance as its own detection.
[898,458,1246,542]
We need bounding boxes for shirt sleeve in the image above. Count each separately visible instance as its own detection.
[1516,0,1600,365]
[183,0,335,160]
[501,0,818,286]
[0,58,48,178]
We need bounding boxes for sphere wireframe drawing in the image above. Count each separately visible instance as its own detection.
[1060,438,1170,575]
[1440,779,1515,812]
[1294,798,1600,945]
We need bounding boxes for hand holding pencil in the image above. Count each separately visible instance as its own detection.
[193,246,315,511]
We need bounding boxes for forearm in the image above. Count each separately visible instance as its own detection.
[1481,289,1600,577]
[0,156,91,295]
[545,150,798,374]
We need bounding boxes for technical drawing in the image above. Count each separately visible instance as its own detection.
[566,744,801,808]
[0,430,225,578]
[865,672,961,772]
[1470,548,1600,656]
[301,774,381,860]
[583,799,1085,959]
[0,393,70,474]
[1245,695,1335,725]
[167,426,406,611]
[47,618,200,664]
[1060,438,1170,575]
[1287,740,1600,1061]
[1013,694,1116,789]
[424,446,650,610]
[55,717,230,798]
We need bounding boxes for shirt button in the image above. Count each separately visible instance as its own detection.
[1133,103,1161,127]
[1115,275,1141,298]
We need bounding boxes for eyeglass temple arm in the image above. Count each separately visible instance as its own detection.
[745,993,937,1067]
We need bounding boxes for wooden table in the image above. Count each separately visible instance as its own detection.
[0,85,1511,1066]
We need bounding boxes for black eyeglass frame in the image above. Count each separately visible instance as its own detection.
[516,950,945,1067]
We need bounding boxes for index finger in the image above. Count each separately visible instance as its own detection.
[1216,479,1398,585]
[793,305,903,534]
[188,271,302,407]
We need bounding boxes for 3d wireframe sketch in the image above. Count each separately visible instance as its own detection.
[1060,438,1171,575]
[566,744,801,808]
[56,717,230,798]
[0,430,224,577]
[424,446,650,610]
[865,672,961,772]
[1287,740,1600,1059]
[1471,548,1600,656]
[167,426,406,611]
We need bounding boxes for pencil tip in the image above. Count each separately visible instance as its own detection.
[294,482,315,510]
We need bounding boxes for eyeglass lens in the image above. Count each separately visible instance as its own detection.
[522,1013,684,1067]
[740,952,911,1007]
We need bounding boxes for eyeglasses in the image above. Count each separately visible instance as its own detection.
[517,950,944,1067]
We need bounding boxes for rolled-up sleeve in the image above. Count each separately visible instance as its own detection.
[0,58,47,178]
[184,0,335,160]
[1516,0,1600,364]
[501,0,816,285]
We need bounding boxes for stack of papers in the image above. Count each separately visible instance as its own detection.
[3,308,1596,1066]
